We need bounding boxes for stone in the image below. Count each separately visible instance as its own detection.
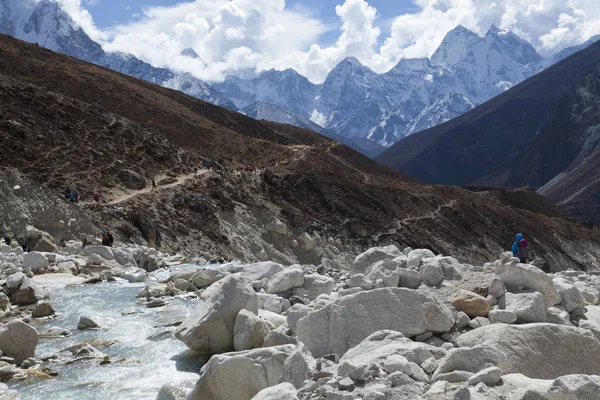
[234,309,271,351]
[488,277,506,298]
[32,235,59,253]
[301,274,334,300]
[546,374,600,400]
[77,316,100,330]
[265,219,289,236]
[147,298,167,308]
[31,302,55,318]
[176,275,259,354]
[365,260,401,288]
[455,312,471,329]
[263,325,297,347]
[419,259,444,287]
[469,317,491,329]
[251,383,298,400]
[258,309,286,329]
[156,383,188,400]
[297,233,314,250]
[488,309,517,324]
[266,265,305,294]
[505,291,547,323]
[118,169,146,190]
[6,272,25,289]
[456,324,600,379]
[112,248,136,266]
[336,331,444,378]
[191,268,230,288]
[10,278,47,305]
[232,262,287,283]
[188,345,294,400]
[22,252,49,273]
[468,366,503,386]
[257,293,286,314]
[580,305,600,340]
[83,245,115,261]
[173,278,190,292]
[496,259,560,306]
[406,249,436,268]
[286,304,310,329]
[296,289,454,357]
[0,321,38,364]
[553,278,586,314]
[120,268,148,283]
[388,372,414,387]
[397,268,422,289]
[547,307,573,326]
[348,274,373,290]
[338,377,355,391]
[433,345,506,381]
[283,343,315,389]
[353,246,401,274]
[451,290,492,318]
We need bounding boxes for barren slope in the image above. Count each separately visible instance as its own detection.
[1,34,600,271]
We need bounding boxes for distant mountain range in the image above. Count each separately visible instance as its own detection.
[2,0,600,157]
[377,41,600,226]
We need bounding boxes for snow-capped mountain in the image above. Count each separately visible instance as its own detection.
[214,68,319,118]
[0,0,236,110]
[219,25,599,149]
[553,35,600,63]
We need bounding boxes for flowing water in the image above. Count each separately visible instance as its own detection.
[8,281,204,399]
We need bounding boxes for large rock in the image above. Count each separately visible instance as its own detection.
[337,330,444,378]
[175,275,258,354]
[365,260,401,288]
[83,245,115,261]
[353,245,401,274]
[118,169,147,190]
[31,302,55,318]
[10,278,47,305]
[156,383,188,400]
[266,265,304,294]
[188,345,294,400]
[296,288,454,357]
[505,291,547,323]
[0,321,38,364]
[301,274,334,300]
[32,235,58,253]
[432,345,506,381]
[495,259,560,306]
[251,383,298,400]
[450,290,491,318]
[191,268,230,288]
[233,309,271,351]
[6,271,25,289]
[456,323,600,379]
[283,343,316,389]
[546,374,600,400]
[553,278,586,314]
[397,268,422,289]
[419,259,444,287]
[22,252,49,272]
[234,262,286,282]
[580,305,600,340]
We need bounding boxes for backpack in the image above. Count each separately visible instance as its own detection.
[518,239,529,257]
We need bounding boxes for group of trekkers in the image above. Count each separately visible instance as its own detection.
[512,233,529,263]
[64,188,80,203]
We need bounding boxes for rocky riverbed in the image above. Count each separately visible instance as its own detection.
[1,227,600,399]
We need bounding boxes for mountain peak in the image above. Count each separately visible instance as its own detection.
[180,47,199,59]
[431,24,481,66]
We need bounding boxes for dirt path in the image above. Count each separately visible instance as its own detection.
[107,170,208,205]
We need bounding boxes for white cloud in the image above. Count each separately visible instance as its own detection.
[59,0,600,84]
[57,0,105,42]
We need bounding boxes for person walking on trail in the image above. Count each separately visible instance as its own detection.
[74,190,80,203]
[69,191,75,202]
[152,178,157,191]
[94,193,100,203]
[101,228,114,247]
[512,233,529,264]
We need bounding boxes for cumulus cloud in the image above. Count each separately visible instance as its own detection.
[59,0,600,83]
[57,0,106,42]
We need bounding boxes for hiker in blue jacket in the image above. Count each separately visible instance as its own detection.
[512,233,529,263]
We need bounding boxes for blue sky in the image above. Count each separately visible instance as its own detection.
[86,0,417,46]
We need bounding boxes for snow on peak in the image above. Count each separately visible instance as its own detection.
[431,24,481,67]
[180,47,200,59]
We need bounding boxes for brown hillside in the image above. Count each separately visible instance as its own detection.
[1,33,600,271]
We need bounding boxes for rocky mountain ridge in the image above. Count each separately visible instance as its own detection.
[0,0,236,110]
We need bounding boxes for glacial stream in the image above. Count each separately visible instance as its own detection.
[8,281,203,399]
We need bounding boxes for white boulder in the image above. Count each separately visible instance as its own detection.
[251,383,298,400]
[365,260,401,288]
[504,291,547,323]
[301,274,334,300]
[553,278,586,314]
[176,275,258,354]
[22,252,49,272]
[83,245,115,261]
[0,321,38,364]
[266,265,304,294]
[283,343,316,389]
[495,259,560,306]
[353,246,401,274]
[188,345,294,400]
[546,374,600,400]
[456,323,600,379]
[233,309,271,351]
[296,288,454,357]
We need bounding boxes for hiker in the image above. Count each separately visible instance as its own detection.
[94,193,100,202]
[2,233,11,246]
[74,190,80,203]
[101,228,114,247]
[69,191,75,202]
[512,233,529,264]
[64,187,71,200]
[152,179,157,191]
